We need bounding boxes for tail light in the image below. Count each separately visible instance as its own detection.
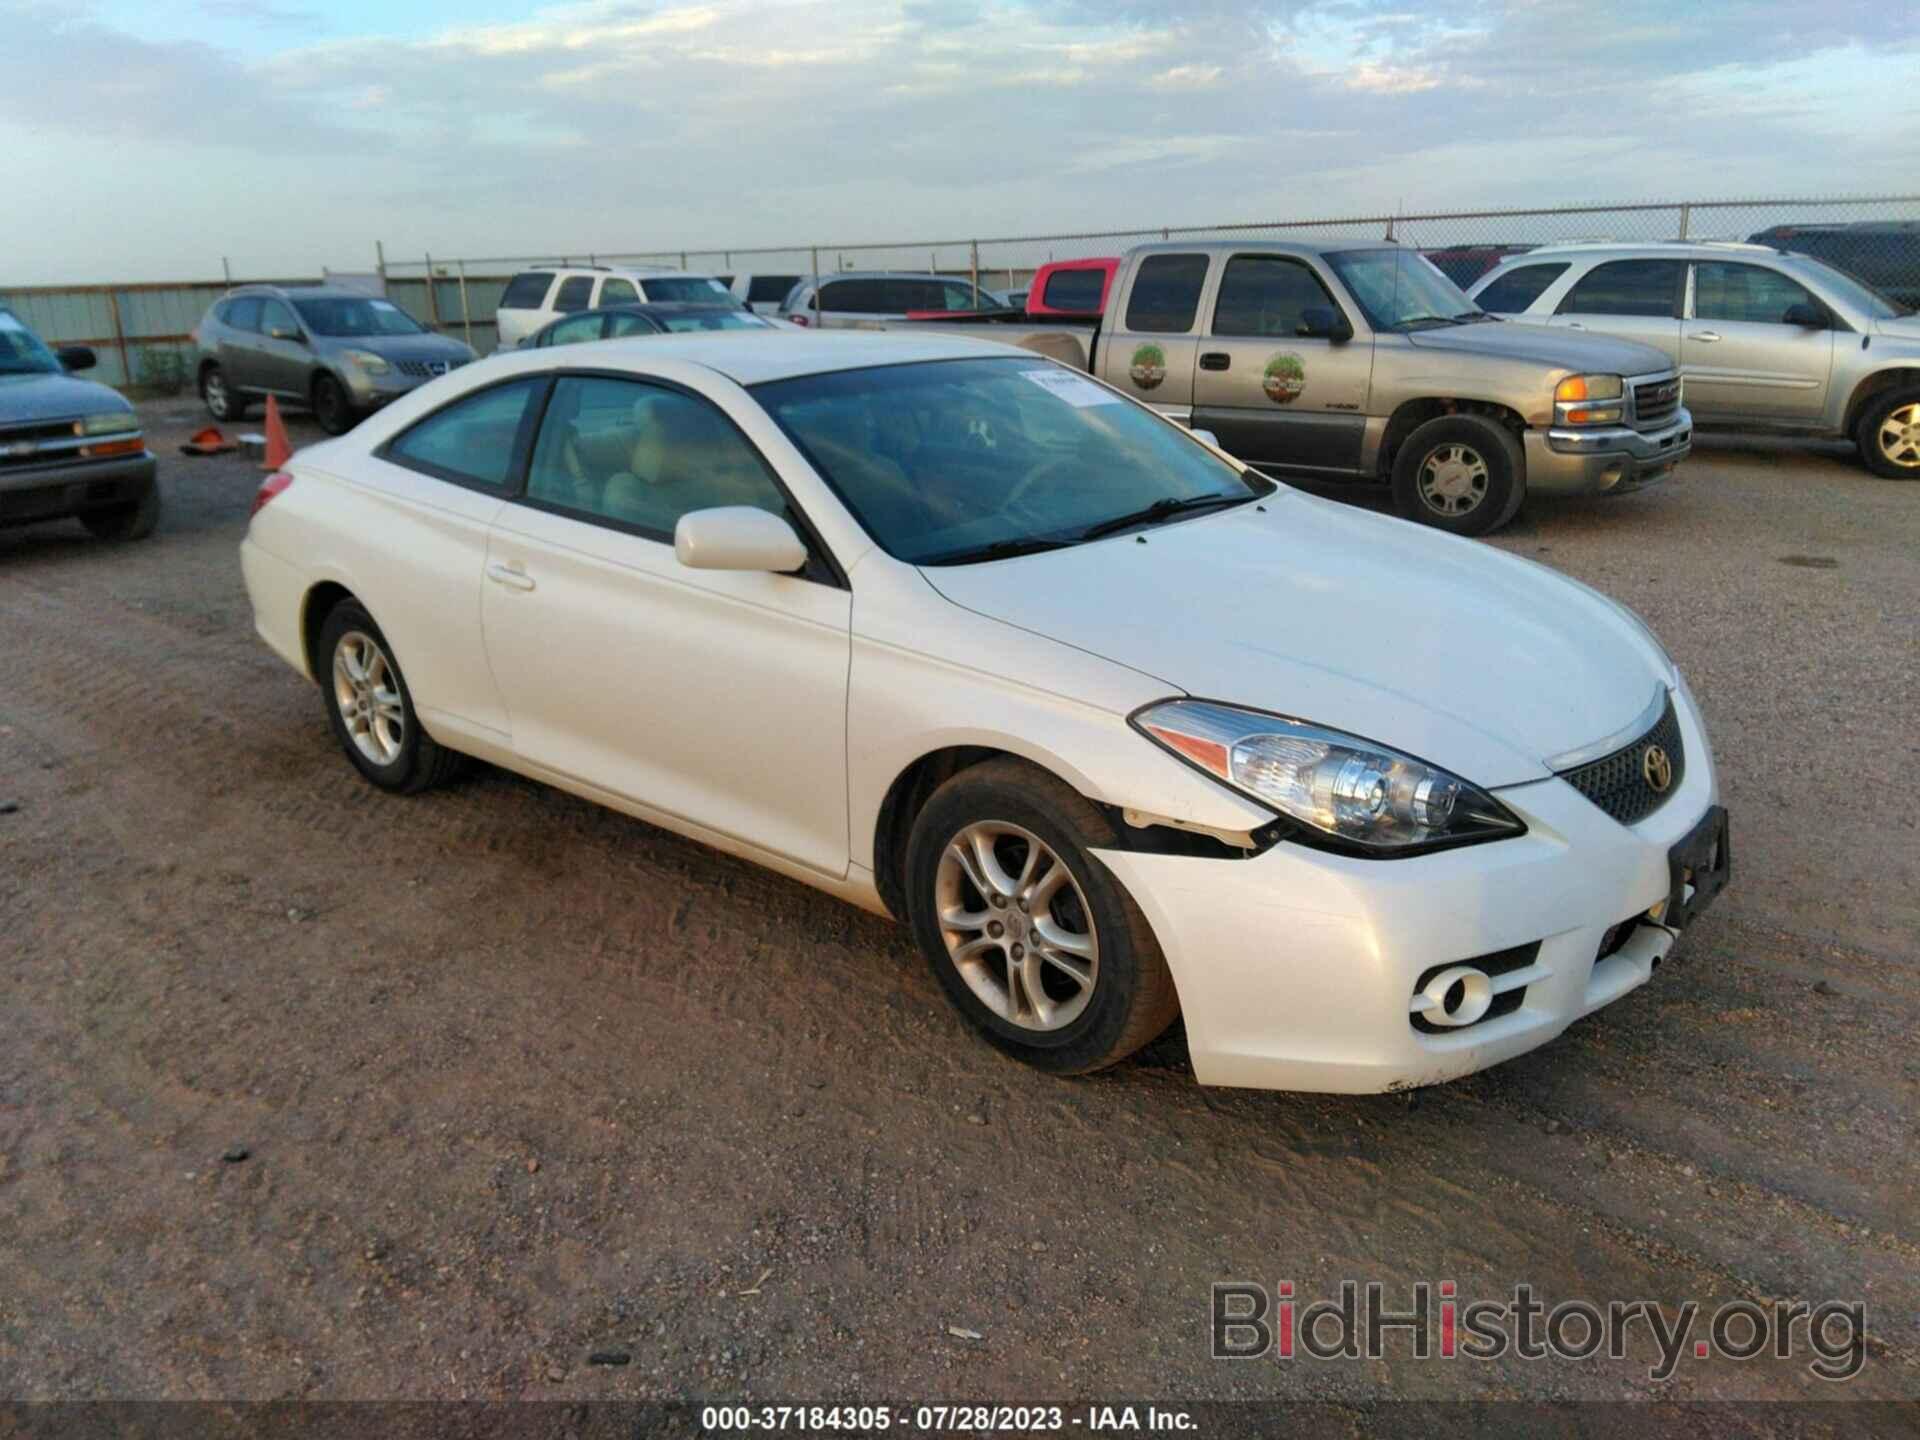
[251,470,293,518]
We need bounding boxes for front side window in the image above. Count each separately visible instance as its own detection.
[1557,260,1683,318]
[293,297,425,337]
[1211,255,1340,338]
[258,299,302,337]
[598,278,640,306]
[1124,254,1208,333]
[606,312,663,337]
[755,356,1265,566]
[1324,249,1478,331]
[0,308,60,375]
[542,313,608,347]
[523,376,787,538]
[1475,262,1569,314]
[385,379,541,490]
[500,272,555,310]
[551,276,595,313]
[1692,263,1822,325]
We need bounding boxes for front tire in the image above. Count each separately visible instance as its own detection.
[201,364,248,422]
[311,373,357,436]
[1856,387,1920,479]
[1391,414,1525,536]
[905,758,1179,1075]
[79,481,161,541]
[316,599,464,793]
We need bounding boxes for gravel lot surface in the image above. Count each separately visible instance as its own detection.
[2,397,1915,1412]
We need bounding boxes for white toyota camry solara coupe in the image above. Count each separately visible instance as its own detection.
[239,331,1729,1093]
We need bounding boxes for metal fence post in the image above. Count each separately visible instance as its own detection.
[969,240,980,306]
[107,289,132,389]
[423,253,441,327]
[456,260,473,348]
[221,257,232,285]
[375,240,387,293]
[1677,204,1691,241]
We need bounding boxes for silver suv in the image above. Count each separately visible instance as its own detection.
[1469,242,1920,477]
[776,272,1008,327]
[194,285,476,435]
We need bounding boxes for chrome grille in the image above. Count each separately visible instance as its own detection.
[394,359,454,379]
[0,419,82,471]
[1558,696,1685,826]
[1632,376,1682,429]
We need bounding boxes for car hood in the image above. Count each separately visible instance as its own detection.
[1409,321,1673,377]
[0,371,133,425]
[329,332,475,363]
[1872,314,1920,343]
[919,493,1672,789]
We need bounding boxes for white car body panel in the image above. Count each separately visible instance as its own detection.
[241,331,1725,1094]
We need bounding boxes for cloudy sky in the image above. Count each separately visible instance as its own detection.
[1,0,1912,282]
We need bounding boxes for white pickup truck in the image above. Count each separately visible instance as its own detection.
[869,239,1695,536]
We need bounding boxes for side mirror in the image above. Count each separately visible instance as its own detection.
[1782,302,1827,329]
[1190,428,1222,449]
[1297,306,1353,342]
[674,506,808,574]
[268,325,304,343]
[56,345,97,372]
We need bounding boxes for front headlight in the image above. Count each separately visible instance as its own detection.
[1132,700,1525,855]
[1554,372,1624,426]
[76,411,138,435]
[342,348,390,375]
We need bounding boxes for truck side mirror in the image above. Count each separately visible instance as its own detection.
[1782,302,1827,329]
[56,345,97,372]
[1298,306,1352,343]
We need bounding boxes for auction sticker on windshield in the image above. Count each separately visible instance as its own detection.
[1023,368,1121,407]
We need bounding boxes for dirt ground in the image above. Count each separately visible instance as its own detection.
[1,396,1915,1413]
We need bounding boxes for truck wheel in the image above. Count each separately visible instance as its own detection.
[1391,415,1525,537]
[1856,387,1920,479]
[79,480,161,541]
[905,758,1179,1076]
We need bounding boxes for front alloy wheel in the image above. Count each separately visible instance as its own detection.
[1416,442,1490,518]
[1871,399,1920,474]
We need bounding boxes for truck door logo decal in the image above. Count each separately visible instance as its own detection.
[1129,343,1167,391]
[1263,351,1307,404]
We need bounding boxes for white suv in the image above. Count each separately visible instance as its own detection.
[493,266,735,350]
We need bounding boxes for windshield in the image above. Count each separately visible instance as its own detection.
[658,310,772,332]
[293,297,425,337]
[644,277,736,303]
[1794,256,1908,319]
[1326,249,1483,330]
[754,356,1268,565]
[0,310,61,375]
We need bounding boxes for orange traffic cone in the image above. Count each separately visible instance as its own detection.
[261,394,293,472]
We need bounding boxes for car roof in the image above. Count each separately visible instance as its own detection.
[1120,238,1401,259]
[527,331,1024,385]
[1511,241,1784,259]
[227,284,378,300]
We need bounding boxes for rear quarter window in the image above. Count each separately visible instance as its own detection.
[383,379,543,492]
[1040,267,1107,311]
[1124,254,1209,333]
[1475,262,1570,313]
[500,272,556,310]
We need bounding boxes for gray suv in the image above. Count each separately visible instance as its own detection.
[1469,242,1920,477]
[194,285,476,435]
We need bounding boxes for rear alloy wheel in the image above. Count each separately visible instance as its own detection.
[311,373,356,436]
[906,758,1179,1075]
[317,599,464,793]
[79,481,161,541]
[1857,388,1920,479]
[201,364,248,422]
[1391,414,1525,537]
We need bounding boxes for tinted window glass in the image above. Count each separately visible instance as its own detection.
[259,299,301,336]
[501,272,555,310]
[715,275,735,288]
[1475,262,1569,313]
[387,380,539,489]
[755,357,1261,565]
[1325,249,1476,330]
[1040,267,1106,312]
[1211,255,1337,337]
[542,313,608,347]
[1693,263,1821,325]
[641,276,734,303]
[606,312,662,337]
[821,279,886,314]
[0,308,60,375]
[293,296,425,336]
[943,281,997,311]
[598,278,639,305]
[1124,254,1208,333]
[657,310,771,332]
[747,274,800,303]
[225,296,263,332]
[523,377,786,537]
[552,276,595,313]
[1559,260,1682,317]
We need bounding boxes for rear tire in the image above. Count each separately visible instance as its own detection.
[201,364,248,422]
[79,481,161,541]
[312,373,357,436]
[316,598,464,793]
[1391,414,1525,536]
[1855,386,1920,479]
[904,758,1179,1075]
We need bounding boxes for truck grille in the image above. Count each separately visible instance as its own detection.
[0,419,82,471]
[1558,696,1686,826]
[1632,376,1682,429]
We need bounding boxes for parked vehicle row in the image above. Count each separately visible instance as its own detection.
[1468,241,1920,477]
[239,330,1729,1093]
[492,265,739,349]
[521,301,780,349]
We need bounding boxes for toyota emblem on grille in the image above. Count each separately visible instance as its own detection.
[1642,744,1674,793]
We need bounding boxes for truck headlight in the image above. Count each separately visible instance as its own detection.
[1132,700,1525,855]
[1554,373,1624,425]
[342,349,390,375]
[76,412,138,435]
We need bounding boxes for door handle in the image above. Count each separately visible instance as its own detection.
[1565,321,1586,330]
[486,562,535,592]
[1692,330,1722,343]
[1199,352,1230,371]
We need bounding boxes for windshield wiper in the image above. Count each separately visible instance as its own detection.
[1452,311,1498,322]
[1077,492,1250,541]
[1396,314,1463,330]
[917,536,1079,566]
